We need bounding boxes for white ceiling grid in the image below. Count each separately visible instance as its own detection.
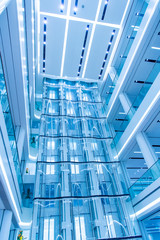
[39,0,129,81]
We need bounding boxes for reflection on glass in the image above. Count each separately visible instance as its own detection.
[0,56,23,193]
[31,79,142,240]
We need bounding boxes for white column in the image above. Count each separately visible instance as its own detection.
[80,94,107,239]
[136,132,157,168]
[119,93,135,120]
[13,229,19,240]
[61,86,72,240]
[0,210,12,240]
[0,0,11,14]
[17,128,25,161]
[31,201,38,240]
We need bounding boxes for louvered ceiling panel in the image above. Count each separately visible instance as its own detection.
[37,0,131,83]
[98,0,128,24]
[40,0,68,15]
[40,15,66,76]
[63,21,93,78]
[69,0,99,21]
[84,25,118,80]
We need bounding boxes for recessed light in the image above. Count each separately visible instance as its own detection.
[74,7,78,12]
[60,4,64,10]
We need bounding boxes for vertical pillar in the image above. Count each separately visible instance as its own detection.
[136,132,157,168]
[0,0,11,15]
[119,93,135,120]
[13,229,19,240]
[80,90,107,239]
[61,86,72,240]
[0,210,12,240]
[17,128,25,161]
[31,200,39,240]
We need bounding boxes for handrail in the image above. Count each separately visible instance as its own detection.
[0,57,23,195]
[129,158,160,198]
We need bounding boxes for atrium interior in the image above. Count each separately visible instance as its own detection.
[0,0,160,239]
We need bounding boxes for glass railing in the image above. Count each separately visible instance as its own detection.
[42,98,105,118]
[44,78,98,89]
[43,85,102,103]
[22,183,34,208]
[103,0,150,107]
[38,137,112,163]
[32,197,142,240]
[35,162,127,198]
[31,80,142,239]
[129,159,160,199]
[40,116,111,139]
[0,58,23,193]
[113,56,160,146]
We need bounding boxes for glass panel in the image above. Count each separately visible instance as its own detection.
[31,79,142,239]
[33,197,142,240]
[129,159,160,199]
[143,211,160,240]
[103,0,150,107]
[0,56,23,193]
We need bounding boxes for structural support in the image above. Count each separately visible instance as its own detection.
[0,0,11,14]
[61,86,72,240]
[136,132,157,168]
[0,210,12,240]
[79,88,108,239]
[119,93,135,119]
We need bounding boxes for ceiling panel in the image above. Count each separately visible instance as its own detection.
[84,25,118,80]
[40,15,66,76]
[40,0,68,15]
[98,0,127,24]
[63,21,93,78]
[69,0,99,21]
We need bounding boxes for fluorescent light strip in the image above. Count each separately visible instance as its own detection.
[103,0,131,82]
[131,197,160,218]
[151,46,160,50]
[60,0,72,77]
[0,155,32,227]
[114,89,160,159]
[40,12,120,29]
[98,30,115,79]
[43,17,47,73]
[82,0,103,78]
[37,0,40,73]
[106,0,159,118]
[77,25,90,76]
